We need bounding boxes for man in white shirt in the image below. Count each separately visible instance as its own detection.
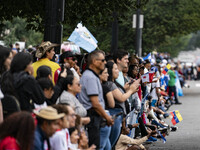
[50,104,76,150]
[143,59,151,93]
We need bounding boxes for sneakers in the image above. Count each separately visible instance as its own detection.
[165,104,171,111]
[146,136,157,143]
[158,128,168,134]
[148,136,157,142]
[163,113,169,118]
[175,102,182,105]
[171,100,176,104]
[184,84,190,88]
[170,126,178,132]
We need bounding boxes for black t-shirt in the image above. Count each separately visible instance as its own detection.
[102,82,112,110]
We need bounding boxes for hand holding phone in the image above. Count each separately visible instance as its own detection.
[129,79,135,85]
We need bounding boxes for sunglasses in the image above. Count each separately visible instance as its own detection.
[96,59,106,62]
[133,69,139,71]
[66,57,77,61]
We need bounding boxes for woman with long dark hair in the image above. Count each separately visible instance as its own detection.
[128,65,139,79]
[1,52,45,112]
[99,67,114,150]
[106,61,140,147]
[0,45,12,122]
[0,111,35,150]
[0,46,12,122]
[0,45,12,79]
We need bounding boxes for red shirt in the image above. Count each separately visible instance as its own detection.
[137,86,142,101]
[0,136,20,150]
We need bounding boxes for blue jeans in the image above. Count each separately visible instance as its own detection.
[108,108,123,148]
[100,112,111,150]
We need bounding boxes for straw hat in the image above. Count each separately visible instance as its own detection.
[34,106,65,120]
[36,41,59,58]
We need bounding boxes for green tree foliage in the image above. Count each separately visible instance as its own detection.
[0,0,146,31]
[83,0,200,56]
[0,0,147,53]
[186,31,200,50]
[158,35,192,57]
[142,0,200,55]
[0,0,44,31]
[1,0,200,57]
[1,17,43,47]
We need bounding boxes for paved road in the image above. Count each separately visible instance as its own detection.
[150,81,200,150]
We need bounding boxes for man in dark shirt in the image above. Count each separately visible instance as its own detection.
[33,106,65,150]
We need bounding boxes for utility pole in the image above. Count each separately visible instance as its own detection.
[111,12,118,57]
[135,0,142,57]
[44,0,65,54]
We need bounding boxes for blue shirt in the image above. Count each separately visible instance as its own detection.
[32,125,49,150]
[116,71,125,87]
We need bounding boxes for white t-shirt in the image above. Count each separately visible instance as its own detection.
[144,68,151,93]
[150,80,160,100]
[50,128,71,150]
[0,89,4,99]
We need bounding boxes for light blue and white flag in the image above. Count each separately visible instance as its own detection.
[175,70,183,96]
[68,23,98,53]
[143,53,151,61]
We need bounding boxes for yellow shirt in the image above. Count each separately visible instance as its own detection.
[32,58,61,85]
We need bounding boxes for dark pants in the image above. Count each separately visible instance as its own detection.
[86,109,102,149]
[168,86,179,103]
[145,124,156,131]
[138,117,148,137]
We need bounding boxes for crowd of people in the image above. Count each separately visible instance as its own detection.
[0,42,186,150]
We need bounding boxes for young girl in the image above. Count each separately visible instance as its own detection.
[69,127,80,150]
